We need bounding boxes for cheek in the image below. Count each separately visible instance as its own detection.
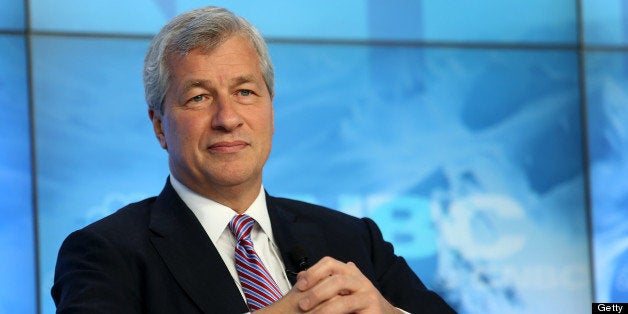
[169,115,213,150]
[164,116,192,146]
[260,107,275,133]
[270,109,275,134]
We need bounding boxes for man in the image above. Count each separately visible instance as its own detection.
[52,6,455,313]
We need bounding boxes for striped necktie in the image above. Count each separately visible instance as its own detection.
[229,214,282,310]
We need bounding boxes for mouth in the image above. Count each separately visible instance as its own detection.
[208,140,249,153]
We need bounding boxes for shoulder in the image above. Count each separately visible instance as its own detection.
[83,196,157,234]
[55,195,162,276]
[266,195,379,240]
[59,196,159,255]
[268,195,366,224]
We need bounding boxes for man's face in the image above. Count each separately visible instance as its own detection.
[150,35,274,199]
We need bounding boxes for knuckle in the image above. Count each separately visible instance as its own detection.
[330,274,346,286]
[321,256,336,266]
[307,287,323,301]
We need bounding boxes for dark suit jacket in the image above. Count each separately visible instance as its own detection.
[52,180,455,313]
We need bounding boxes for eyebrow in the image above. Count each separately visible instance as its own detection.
[184,79,209,90]
[180,75,260,93]
[231,75,261,87]
[175,80,208,98]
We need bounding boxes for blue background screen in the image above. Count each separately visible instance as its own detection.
[1,1,626,313]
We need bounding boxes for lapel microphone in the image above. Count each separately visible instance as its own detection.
[285,245,310,279]
[290,245,310,271]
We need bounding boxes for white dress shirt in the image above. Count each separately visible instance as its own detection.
[169,176,292,301]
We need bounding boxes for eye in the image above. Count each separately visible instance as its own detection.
[238,89,252,97]
[191,95,205,102]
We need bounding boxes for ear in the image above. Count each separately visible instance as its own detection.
[148,108,167,150]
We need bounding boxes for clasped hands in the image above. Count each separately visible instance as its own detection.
[257,256,402,314]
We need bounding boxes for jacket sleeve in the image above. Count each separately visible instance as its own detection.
[361,217,457,314]
[51,228,142,313]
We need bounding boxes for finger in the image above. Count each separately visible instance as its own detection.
[308,293,367,314]
[255,286,307,314]
[296,256,350,291]
[309,282,396,314]
[298,272,362,311]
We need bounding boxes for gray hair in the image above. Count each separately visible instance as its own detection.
[143,6,274,113]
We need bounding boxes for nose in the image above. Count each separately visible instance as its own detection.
[211,95,243,131]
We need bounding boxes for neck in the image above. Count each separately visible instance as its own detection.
[171,174,262,214]
[203,183,262,214]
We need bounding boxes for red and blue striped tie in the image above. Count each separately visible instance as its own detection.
[229,214,282,310]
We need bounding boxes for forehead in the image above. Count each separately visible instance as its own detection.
[166,35,263,82]
[169,35,258,66]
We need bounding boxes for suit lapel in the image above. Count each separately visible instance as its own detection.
[266,194,328,285]
[148,181,248,313]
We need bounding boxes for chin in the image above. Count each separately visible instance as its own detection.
[207,170,259,187]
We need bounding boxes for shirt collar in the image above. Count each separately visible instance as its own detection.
[169,175,275,245]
